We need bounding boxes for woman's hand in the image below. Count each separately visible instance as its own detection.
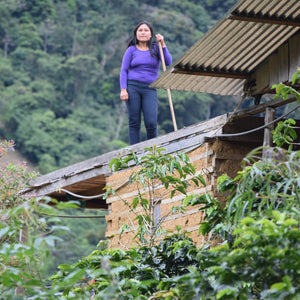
[155,34,166,47]
[120,89,129,101]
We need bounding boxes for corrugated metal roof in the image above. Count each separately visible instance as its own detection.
[152,0,300,96]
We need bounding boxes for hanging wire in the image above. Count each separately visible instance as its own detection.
[56,178,129,200]
[212,104,300,138]
[41,213,107,219]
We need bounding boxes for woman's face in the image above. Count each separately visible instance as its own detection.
[136,24,152,43]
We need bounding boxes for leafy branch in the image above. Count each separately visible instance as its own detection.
[271,68,300,150]
[105,145,206,247]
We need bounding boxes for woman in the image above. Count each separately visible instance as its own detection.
[120,21,172,145]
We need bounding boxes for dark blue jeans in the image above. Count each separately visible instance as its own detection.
[126,80,158,145]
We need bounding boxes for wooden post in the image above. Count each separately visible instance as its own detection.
[263,107,275,157]
[19,227,28,243]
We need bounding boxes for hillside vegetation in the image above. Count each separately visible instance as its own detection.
[0,0,238,174]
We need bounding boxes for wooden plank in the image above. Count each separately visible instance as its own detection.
[231,96,298,119]
[172,67,248,79]
[253,61,270,94]
[289,33,300,81]
[263,107,276,155]
[278,42,289,83]
[28,170,109,197]
[189,150,214,162]
[214,152,251,161]
[269,52,279,87]
[228,14,300,27]
[205,135,263,144]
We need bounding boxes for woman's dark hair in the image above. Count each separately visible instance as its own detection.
[127,21,157,56]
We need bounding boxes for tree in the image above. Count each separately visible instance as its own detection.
[0,140,76,298]
[16,23,43,49]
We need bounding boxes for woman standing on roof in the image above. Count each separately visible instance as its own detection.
[120,21,172,145]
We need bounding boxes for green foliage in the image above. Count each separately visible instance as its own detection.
[272,119,298,150]
[0,140,38,210]
[3,2,300,298]
[52,203,300,299]
[17,23,43,49]
[184,193,227,240]
[0,139,76,298]
[50,232,199,299]
[224,148,299,219]
[0,139,108,297]
[272,69,300,102]
[271,68,300,150]
[203,0,238,20]
[0,198,80,299]
[39,207,107,278]
[107,145,206,246]
[156,212,300,300]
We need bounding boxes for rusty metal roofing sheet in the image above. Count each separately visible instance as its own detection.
[152,0,300,96]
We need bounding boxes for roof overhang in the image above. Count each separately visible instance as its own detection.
[152,0,300,96]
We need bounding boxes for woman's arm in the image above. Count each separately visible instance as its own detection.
[120,47,133,90]
[120,47,133,101]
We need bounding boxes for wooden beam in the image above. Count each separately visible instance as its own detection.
[230,96,298,120]
[204,135,262,144]
[228,13,300,27]
[263,107,276,157]
[171,67,248,79]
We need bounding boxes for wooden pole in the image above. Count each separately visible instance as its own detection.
[263,107,275,158]
[158,42,178,131]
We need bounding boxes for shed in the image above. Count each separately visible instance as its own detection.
[25,0,300,248]
[153,0,300,100]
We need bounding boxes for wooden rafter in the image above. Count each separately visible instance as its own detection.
[228,13,300,27]
[171,67,248,80]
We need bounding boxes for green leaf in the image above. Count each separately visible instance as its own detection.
[198,222,210,235]
[191,177,200,186]
[120,224,130,234]
[216,288,237,299]
[0,226,10,239]
[58,264,74,270]
[271,282,286,291]
[240,217,255,225]
[291,71,300,85]
[141,197,149,209]
[24,279,43,287]
[176,186,187,195]
[58,269,86,288]
[272,210,284,222]
[132,196,139,209]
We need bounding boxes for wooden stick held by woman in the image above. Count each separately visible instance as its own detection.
[158,42,177,131]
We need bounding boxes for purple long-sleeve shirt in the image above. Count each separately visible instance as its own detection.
[120,44,172,90]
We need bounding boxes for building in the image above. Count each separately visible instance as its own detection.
[25,0,300,248]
